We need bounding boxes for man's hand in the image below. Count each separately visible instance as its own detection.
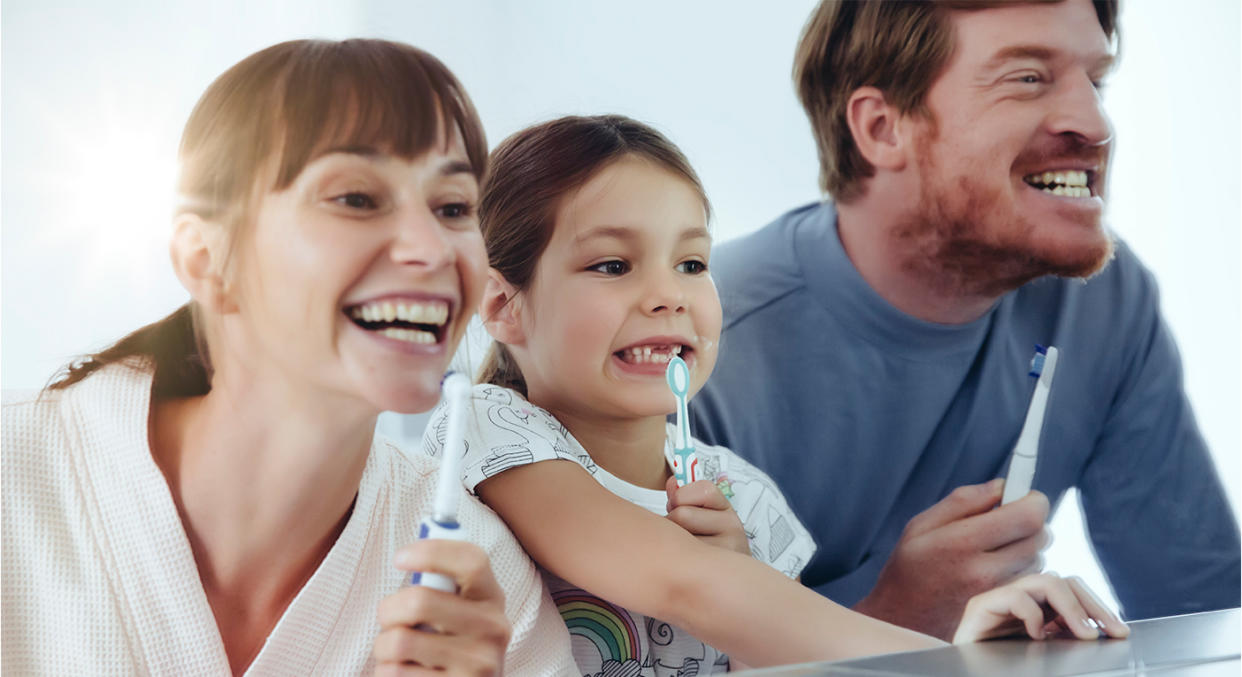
[665,476,751,556]
[374,539,512,676]
[853,478,1051,640]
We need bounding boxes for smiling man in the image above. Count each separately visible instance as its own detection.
[691,0,1240,640]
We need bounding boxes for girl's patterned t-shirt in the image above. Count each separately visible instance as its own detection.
[422,384,817,677]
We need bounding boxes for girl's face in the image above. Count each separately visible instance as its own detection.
[224,128,486,415]
[513,156,721,422]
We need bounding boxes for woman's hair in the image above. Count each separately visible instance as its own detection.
[477,114,710,395]
[794,0,1118,203]
[47,39,487,397]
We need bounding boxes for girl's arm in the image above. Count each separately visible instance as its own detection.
[477,459,943,666]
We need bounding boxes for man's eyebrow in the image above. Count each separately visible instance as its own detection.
[984,45,1056,69]
[983,45,1116,75]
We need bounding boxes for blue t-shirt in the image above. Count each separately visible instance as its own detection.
[690,201,1240,619]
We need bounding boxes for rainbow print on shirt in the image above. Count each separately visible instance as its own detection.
[554,589,641,666]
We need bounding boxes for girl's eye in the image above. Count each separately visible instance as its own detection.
[588,260,629,276]
[334,192,377,210]
[677,260,707,275]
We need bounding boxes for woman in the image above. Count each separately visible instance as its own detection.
[1,39,573,675]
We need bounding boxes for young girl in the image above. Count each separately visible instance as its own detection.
[2,40,575,676]
[420,114,1128,673]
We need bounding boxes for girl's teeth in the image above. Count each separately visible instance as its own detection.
[621,344,685,364]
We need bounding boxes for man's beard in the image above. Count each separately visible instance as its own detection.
[894,132,1115,300]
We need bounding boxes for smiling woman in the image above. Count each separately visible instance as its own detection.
[1,39,574,676]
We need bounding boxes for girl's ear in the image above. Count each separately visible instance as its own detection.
[845,86,910,172]
[170,213,237,313]
[480,268,525,346]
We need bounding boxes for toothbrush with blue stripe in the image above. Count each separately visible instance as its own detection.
[410,371,473,591]
[666,356,699,486]
[1002,345,1059,505]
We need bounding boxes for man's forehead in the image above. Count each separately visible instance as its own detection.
[949,0,1113,67]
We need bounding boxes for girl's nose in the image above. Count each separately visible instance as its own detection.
[643,270,688,315]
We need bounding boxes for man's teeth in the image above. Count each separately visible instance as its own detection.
[1023,169,1092,198]
[350,300,449,324]
[620,344,684,365]
[379,327,437,344]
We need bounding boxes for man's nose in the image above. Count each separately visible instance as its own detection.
[1046,71,1113,148]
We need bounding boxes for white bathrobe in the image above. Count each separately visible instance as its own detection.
[1,361,574,676]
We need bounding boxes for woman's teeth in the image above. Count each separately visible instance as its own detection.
[618,344,684,365]
[1023,169,1092,198]
[350,300,448,324]
[347,299,448,344]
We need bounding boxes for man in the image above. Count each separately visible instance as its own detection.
[691,0,1240,641]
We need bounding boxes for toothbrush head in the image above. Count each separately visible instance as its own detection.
[666,356,690,397]
[1028,345,1048,377]
[442,371,472,400]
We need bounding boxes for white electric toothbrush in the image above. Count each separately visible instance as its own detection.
[410,372,473,592]
[1002,345,1059,505]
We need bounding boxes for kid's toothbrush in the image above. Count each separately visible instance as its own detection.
[666,356,699,486]
[409,371,473,592]
[1002,345,1060,505]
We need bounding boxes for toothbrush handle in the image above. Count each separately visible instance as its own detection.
[1002,453,1037,505]
[409,517,467,592]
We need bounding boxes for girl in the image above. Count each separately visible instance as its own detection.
[419,115,1129,674]
[2,40,574,676]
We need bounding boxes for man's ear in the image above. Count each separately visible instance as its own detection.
[845,86,910,172]
[169,213,236,313]
[480,268,525,346]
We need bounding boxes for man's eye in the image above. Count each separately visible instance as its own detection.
[334,192,377,209]
[677,260,707,275]
[589,260,629,275]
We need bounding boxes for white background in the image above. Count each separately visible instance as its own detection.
[3,1,1238,614]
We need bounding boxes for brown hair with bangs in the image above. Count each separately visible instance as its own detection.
[794,0,1118,203]
[48,39,486,396]
[476,114,710,396]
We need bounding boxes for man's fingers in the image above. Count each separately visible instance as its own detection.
[984,526,1050,581]
[393,540,506,604]
[940,491,1049,551]
[905,479,1004,536]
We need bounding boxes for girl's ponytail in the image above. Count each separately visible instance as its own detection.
[477,342,527,397]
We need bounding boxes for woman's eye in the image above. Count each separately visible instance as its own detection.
[589,260,629,276]
[438,202,473,219]
[677,260,707,275]
[334,192,377,210]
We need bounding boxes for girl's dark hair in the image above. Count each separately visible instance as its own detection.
[477,114,710,395]
[47,39,487,397]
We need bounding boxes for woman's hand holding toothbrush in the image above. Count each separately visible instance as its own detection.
[373,539,511,676]
[665,477,750,556]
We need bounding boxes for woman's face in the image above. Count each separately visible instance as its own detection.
[223,127,486,415]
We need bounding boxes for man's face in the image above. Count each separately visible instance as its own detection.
[898,0,1116,296]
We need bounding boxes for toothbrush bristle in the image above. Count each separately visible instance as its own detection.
[1028,349,1046,377]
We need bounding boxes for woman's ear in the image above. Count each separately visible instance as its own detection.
[845,86,910,172]
[170,213,236,313]
[480,268,525,346]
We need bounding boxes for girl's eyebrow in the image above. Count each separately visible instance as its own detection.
[573,224,710,244]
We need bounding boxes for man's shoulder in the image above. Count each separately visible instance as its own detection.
[713,201,828,326]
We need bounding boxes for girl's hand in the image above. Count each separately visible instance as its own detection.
[374,539,512,676]
[665,476,750,556]
[952,572,1130,644]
